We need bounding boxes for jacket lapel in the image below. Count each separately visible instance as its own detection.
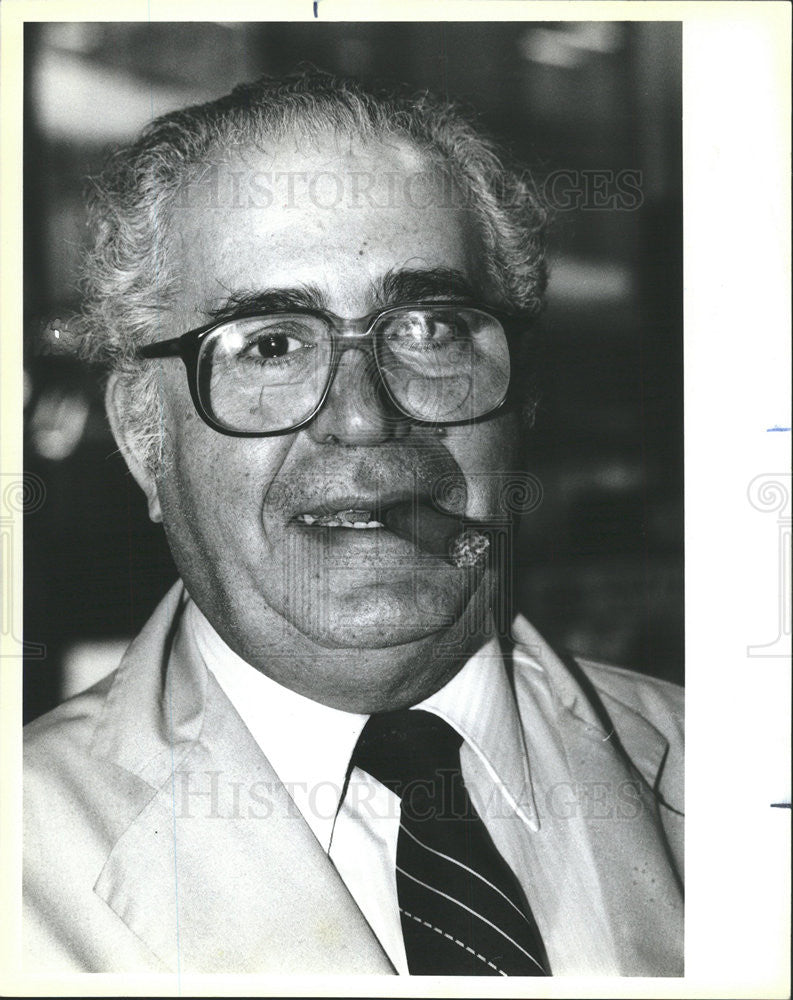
[511,616,684,976]
[548,694,684,975]
[90,583,393,974]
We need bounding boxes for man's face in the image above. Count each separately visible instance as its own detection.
[122,132,522,711]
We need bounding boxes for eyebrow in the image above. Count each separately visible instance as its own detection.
[202,284,328,320]
[374,267,478,306]
[201,267,478,322]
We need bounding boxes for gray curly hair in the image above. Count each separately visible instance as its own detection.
[80,69,548,469]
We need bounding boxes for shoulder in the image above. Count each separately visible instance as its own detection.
[25,579,190,783]
[24,670,117,772]
[24,671,134,868]
[23,671,151,841]
[508,614,684,816]
[509,613,683,741]
[575,656,684,743]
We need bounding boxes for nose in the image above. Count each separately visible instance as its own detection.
[307,346,410,445]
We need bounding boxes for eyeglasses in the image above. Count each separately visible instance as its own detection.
[137,301,525,436]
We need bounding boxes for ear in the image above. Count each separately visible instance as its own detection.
[105,373,163,523]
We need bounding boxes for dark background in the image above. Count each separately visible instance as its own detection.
[23,21,683,723]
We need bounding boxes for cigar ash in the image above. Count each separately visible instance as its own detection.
[448,528,491,568]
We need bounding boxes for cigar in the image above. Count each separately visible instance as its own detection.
[382,501,491,568]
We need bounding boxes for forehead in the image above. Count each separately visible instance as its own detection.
[167,132,483,316]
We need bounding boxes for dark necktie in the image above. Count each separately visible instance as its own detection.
[352,708,551,976]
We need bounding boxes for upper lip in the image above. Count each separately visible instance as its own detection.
[290,491,433,520]
[273,448,468,520]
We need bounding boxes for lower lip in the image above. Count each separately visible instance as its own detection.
[288,521,447,559]
[292,521,390,538]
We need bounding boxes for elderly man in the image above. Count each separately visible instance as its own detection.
[24,71,683,977]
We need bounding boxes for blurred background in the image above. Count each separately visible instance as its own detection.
[23,20,683,722]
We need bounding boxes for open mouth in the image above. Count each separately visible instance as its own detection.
[291,500,489,567]
[293,509,384,529]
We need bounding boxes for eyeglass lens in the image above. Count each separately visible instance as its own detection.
[196,307,510,433]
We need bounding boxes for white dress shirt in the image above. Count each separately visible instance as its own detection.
[188,598,623,975]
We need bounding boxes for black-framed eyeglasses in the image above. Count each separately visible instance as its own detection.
[137,301,527,437]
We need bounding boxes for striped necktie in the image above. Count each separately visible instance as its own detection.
[353,708,551,976]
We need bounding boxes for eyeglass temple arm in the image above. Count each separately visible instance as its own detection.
[138,336,184,359]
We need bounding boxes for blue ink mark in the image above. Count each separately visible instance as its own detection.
[313,1,318,16]
[766,426,791,432]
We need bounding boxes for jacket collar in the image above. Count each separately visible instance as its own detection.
[90,582,203,787]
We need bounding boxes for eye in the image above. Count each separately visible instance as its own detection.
[234,318,321,364]
[250,331,303,359]
[383,311,468,349]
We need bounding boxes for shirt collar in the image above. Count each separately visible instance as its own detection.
[188,599,369,850]
[417,635,540,831]
[188,599,538,847]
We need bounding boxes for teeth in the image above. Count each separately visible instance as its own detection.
[337,509,372,522]
[295,511,383,529]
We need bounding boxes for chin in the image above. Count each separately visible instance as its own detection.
[284,577,465,649]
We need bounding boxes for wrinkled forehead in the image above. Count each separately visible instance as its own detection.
[162,133,486,318]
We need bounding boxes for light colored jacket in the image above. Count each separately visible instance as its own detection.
[24,581,683,974]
